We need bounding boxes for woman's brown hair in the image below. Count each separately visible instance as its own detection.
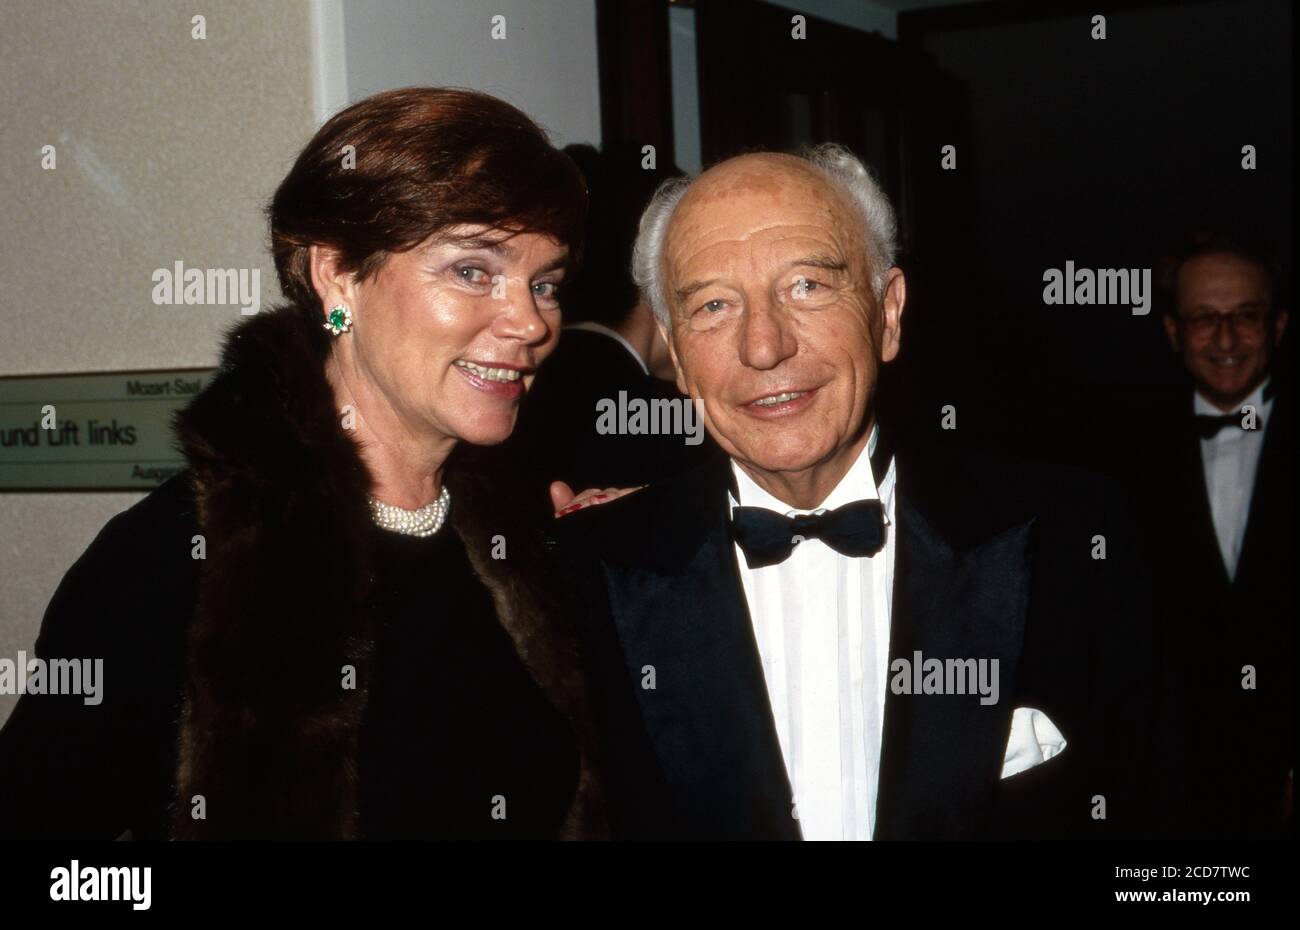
[269,86,587,348]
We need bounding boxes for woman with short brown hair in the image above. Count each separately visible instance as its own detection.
[0,87,602,839]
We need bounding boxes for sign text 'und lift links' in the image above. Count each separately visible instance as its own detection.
[0,369,216,490]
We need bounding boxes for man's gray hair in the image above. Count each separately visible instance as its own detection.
[631,143,898,329]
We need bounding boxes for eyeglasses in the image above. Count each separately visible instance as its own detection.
[1178,308,1270,338]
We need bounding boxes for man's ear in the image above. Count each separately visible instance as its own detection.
[308,245,359,320]
[1273,307,1289,347]
[658,318,689,396]
[879,267,906,364]
[1161,312,1181,352]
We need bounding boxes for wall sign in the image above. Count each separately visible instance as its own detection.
[0,369,216,490]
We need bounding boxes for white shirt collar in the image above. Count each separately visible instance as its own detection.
[1193,377,1272,422]
[562,321,649,375]
[729,425,889,516]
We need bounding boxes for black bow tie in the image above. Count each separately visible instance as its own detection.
[1194,412,1246,439]
[731,499,886,569]
[1193,380,1275,438]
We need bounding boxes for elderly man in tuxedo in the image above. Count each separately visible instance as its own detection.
[553,145,1154,840]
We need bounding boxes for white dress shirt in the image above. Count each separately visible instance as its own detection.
[1195,379,1272,581]
[728,427,896,841]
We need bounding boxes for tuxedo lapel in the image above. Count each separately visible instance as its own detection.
[596,456,798,839]
[1237,387,1291,589]
[874,487,1036,840]
[588,439,1037,840]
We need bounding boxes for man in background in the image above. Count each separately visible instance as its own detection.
[1141,232,1292,838]
[508,143,713,506]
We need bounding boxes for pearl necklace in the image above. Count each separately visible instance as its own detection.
[367,486,450,537]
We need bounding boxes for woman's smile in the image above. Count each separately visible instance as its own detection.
[452,358,531,400]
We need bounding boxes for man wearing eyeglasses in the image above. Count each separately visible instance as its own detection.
[1148,232,1292,839]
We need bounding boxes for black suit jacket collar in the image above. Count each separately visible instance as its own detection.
[586,439,1036,839]
[1235,382,1291,588]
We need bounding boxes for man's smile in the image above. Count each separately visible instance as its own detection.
[740,386,820,417]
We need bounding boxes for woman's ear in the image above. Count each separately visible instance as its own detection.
[308,245,358,317]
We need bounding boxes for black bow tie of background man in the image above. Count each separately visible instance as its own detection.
[1193,380,1275,438]
[731,499,886,569]
[1194,411,1254,439]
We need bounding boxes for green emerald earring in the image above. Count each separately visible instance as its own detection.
[324,304,353,335]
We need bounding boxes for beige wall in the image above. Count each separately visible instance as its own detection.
[343,0,601,147]
[0,0,320,723]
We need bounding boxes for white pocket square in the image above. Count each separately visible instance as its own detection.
[1000,707,1067,779]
